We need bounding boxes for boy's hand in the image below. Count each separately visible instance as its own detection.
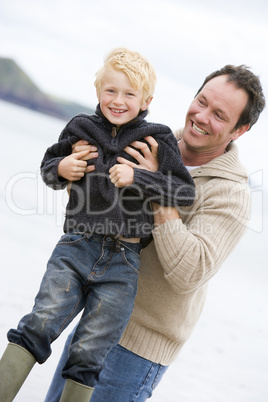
[109,164,134,188]
[72,140,98,161]
[58,150,95,181]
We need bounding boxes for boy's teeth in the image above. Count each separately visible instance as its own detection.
[193,123,207,134]
[112,109,124,113]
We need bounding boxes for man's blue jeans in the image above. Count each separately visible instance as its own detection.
[45,330,169,402]
[8,233,142,387]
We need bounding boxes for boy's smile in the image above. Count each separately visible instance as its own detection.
[98,69,151,128]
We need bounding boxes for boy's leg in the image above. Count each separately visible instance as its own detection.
[7,234,89,364]
[45,341,169,402]
[59,379,94,402]
[44,330,75,402]
[0,343,36,402]
[61,238,142,386]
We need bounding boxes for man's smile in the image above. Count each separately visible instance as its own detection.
[192,122,208,135]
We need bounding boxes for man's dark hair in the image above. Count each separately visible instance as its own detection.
[195,65,265,131]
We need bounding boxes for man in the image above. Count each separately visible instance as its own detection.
[44,65,265,402]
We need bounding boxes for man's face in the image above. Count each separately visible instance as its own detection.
[183,75,249,156]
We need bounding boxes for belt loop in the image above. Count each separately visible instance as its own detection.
[114,239,122,253]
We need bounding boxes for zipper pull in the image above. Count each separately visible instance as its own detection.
[111,126,117,138]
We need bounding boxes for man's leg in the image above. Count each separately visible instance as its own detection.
[91,344,169,402]
[45,333,169,402]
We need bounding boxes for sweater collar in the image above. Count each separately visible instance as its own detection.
[95,103,148,131]
[173,128,248,182]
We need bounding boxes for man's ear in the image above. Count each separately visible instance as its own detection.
[231,123,250,141]
[141,96,153,111]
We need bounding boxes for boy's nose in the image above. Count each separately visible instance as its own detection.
[113,94,124,105]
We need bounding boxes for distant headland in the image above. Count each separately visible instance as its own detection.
[0,57,94,121]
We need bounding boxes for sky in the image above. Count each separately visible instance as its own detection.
[1,0,268,178]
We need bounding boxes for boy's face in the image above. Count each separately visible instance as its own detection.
[98,69,152,127]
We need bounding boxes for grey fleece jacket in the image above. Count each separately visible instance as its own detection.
[40,106,195,243]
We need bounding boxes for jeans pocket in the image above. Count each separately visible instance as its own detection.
[57,233,84,246]
[121,247,141,275]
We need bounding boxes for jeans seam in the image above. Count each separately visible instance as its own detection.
[152,365,163,390]
[132,364,155,401]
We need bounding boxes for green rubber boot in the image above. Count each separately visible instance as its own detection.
[0,343,36,402]
[59,379,94,402]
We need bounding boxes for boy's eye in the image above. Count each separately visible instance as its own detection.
[126,92,135,97]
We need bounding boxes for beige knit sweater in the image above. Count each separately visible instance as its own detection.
[120,137,250,365]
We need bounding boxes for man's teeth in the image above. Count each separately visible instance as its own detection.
[193,123,207,134]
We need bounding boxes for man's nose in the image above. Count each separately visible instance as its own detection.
[196,109,210,125]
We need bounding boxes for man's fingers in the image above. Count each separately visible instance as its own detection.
[144,136,159,157]
[116,156,136,167]
[123,146,145,163]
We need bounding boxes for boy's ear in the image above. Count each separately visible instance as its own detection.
[141,96,153,111]
[96,88,100,103]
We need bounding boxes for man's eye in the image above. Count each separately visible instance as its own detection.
[215,113,224,120]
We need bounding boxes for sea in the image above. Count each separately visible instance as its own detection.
[0,99,267,401]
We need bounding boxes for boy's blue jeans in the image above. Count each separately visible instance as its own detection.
[8,233,142,387]
[45,335,169,402]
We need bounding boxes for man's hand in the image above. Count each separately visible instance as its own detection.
[58,150,95,181]
[152,202,181,226]
[116,136,159,172]
[109,164,134,188]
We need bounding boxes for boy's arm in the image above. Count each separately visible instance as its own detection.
[40,116,98,189]
[40,137,73,189]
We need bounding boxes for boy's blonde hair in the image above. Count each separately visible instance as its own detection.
[95,47,157,103]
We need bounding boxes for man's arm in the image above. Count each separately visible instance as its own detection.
[151,203,181,224]
[109,135,195,207]
[152,179,250,294]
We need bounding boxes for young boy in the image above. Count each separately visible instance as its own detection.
[0,48,195,402]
